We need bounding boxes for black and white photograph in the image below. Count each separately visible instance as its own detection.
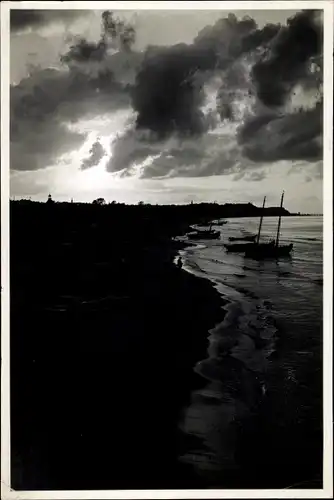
[1,1,333,498]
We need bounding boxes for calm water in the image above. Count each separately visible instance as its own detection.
[177,216,323,487]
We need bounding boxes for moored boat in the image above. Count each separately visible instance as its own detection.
[187,223,220,240]
[225,240,275,253]
[225,241,257,252]
[244,191,293,260]
[245,242,293,259]
[187,229,220,240]
[228,234,256,242]
[224,197,269,253]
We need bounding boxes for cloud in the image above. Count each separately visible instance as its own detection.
[61,38,107,64]
[10,10,89,33]
[107,125,253,180]
[251,10,322,107]
[107,129,163,174]
[130,14,281,138]
[214,10,323,166]
[238,104,322,163]
[108,9,322,178]
[58,12,143,87]
[303,162,322,182]
[10,9,323,181]
[102,11,136,52]
[131,44,215,137]
[10,66,131,171]
[247,170,267,181]
[81,140,106,170]
[60,10,137,68]
[11,121,85,172]
[10,11,142,173]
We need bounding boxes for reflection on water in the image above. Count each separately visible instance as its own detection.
[178,216,323,488]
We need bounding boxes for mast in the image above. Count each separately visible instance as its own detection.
[256,196,266,245]
[275,191,285,248]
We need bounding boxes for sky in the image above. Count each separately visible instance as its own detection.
[9,7,323,212]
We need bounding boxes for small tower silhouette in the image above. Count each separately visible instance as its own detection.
[47,193,54,204]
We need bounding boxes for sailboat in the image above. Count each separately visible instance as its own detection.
[225,196,272,252]
[187,223,220,240]
[244,191,293,259]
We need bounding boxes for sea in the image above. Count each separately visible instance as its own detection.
[176,216,323,488]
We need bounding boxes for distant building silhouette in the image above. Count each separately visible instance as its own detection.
[47,194,54,204]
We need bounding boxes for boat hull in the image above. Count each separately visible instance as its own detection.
[228,235,256,242]
[245,243,293,259]
[225,241,277,253]
[225,242,257,252]
[188,230,220,240]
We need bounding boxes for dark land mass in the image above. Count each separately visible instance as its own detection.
[12,198,292,218]
[9,200,320,491]
[10,200,227,490]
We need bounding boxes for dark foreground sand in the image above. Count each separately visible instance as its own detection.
[10,202,227,490]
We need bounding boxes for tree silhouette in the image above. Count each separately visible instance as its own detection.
[92,198,106,205]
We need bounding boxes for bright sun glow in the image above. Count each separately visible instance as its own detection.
[63,110,136,193]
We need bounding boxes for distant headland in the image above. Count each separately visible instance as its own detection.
[10,198,323,218]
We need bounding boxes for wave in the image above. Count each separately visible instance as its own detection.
[180,289,279,477]
[179,241,280,477]
[178,218,322,485]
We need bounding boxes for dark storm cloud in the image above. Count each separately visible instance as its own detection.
[107,130,161,173]
[102,11,136,51]
[10,66,131,171]
[238,113,278,143]
[139,147,213,179]
[61,39,107,64]
[11,9,323,178]
[214,9,323,167]
[81,140,106,170]
[106,129,206,176]
[251,10,322,107]
[59,11,143,88]
[238,104,322,163]
[216,59,253,122]
[131,14,281,138]
[11,121,85,172]
[10,10,88,33]
[60,11,136,67]
[226,10,323,167]
[11,11,142,172]
[113,9,322,179]
[107,128,242,179]
[132,44,213,136]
